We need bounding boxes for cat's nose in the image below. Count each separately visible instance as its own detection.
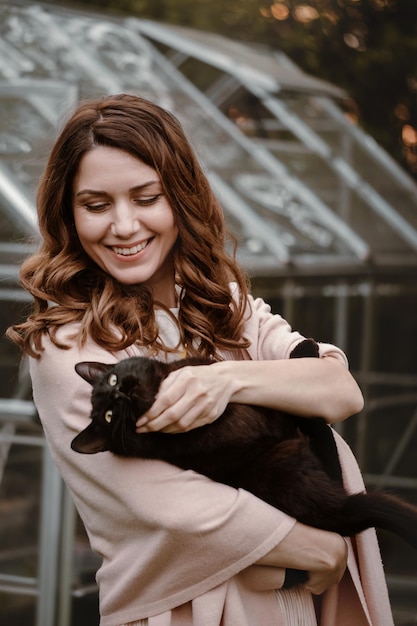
[111,387,128,401]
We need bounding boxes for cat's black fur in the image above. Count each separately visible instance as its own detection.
[72,339,417,586]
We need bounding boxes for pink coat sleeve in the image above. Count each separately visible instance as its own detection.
[320,432,394,626]
[243,294,348,365]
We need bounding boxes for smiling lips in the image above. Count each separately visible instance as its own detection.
[111,239,152,257]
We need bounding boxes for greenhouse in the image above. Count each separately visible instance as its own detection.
[1,1,417,624]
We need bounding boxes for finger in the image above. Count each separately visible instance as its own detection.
[304,558,346,595]
[160,409,203,433]
[135,375,186,429]
[140,396,213,434]
[136,411,176,432]
[304,576,331,596]
[137,396,193,433]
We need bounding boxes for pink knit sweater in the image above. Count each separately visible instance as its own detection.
[30,294,394,625]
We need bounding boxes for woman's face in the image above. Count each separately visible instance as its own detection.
[72,146,179,307]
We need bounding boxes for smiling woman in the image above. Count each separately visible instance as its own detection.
[73,146,179,305]
[6,93,392,626]
[8,94,249,358]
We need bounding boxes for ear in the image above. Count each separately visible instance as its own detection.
[75,361,113,385]
[71,422,110,454]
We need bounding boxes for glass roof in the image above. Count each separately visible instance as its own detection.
[2,0,417,275]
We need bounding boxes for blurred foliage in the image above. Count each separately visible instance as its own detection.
[54,0,417,178]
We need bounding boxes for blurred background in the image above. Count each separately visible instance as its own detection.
[1,0,417,624]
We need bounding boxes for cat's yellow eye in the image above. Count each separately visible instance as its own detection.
[108,373,118,387]
[105,410,113,423]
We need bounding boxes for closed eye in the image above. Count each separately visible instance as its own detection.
[133,194,163,206]
[84,202,110,212]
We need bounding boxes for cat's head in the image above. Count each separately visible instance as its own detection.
[71,358,161,455]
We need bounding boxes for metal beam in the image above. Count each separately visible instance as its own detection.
[208,171,290,264]
[251,88,417,252]
[0,163,37,232]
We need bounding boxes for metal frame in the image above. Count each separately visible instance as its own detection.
[132,18,417,261]
[0,404,75,626]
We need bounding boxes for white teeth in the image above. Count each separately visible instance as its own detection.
[112,241,148,256]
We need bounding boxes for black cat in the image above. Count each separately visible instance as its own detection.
[71,339,417,585]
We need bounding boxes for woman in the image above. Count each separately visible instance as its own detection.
[7,94,393,625]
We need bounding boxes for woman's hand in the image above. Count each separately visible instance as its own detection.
[256,522,348,595]
[136,362,234,434]
[303,533,347,595]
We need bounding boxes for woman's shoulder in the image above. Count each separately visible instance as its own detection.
[31,322,122,372]
[239,289,347,364]
[238,289,300,357]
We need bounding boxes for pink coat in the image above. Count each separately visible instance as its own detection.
[30,295,394,625]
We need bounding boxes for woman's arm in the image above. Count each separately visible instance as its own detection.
[224,356,363,423]
[137,356,363,433]
[255,521,348,595]
[138,294,363,433]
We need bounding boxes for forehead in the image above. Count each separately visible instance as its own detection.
[73,146,160,192]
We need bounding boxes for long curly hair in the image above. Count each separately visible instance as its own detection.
[7,94,250,359]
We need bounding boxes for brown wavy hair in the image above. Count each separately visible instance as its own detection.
[7,94,250,359]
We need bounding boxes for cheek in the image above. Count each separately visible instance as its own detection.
[169,223,179,243]
[74,212,106,246]
[150,206,178,247]
[73,209,88,241]
[165,226,179,256]
[163,209,178,240]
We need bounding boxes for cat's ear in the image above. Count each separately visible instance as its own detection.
[71,422,110,454]
[75,361,113,385]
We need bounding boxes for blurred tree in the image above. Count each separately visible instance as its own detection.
[57,0,417,178]
[258,0,417,178]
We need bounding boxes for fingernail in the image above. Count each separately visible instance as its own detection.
[136,417,148,428]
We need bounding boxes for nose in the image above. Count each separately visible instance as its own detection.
[110,202,140,238]
[110,386,129,401]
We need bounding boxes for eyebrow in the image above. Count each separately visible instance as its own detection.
[74,180,161,197]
